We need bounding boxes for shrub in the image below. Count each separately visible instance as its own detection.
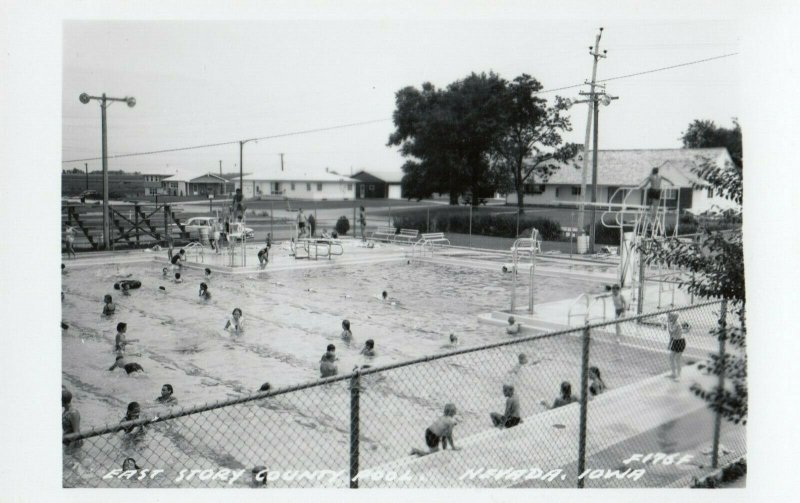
[335,215,350,236]
[392,207,562,240]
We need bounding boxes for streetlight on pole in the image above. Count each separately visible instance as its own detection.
[79,92,136,250]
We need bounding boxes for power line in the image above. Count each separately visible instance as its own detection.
[533,52,738,94]
[62,52,738,164]
[62,118,390,163]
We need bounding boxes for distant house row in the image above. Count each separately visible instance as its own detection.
[60,169,405,200]
[510,147,739,214]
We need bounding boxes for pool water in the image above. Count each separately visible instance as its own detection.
[61,259,664,487]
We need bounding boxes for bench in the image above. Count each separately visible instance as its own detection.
[420,232,449,246]
[370,226,396,242]
[392,228,419,244]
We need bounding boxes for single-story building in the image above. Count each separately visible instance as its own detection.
[507,147,739,214]
[61,172,171,197]
[234,170,358,200]
[161,172,233,196]
[350,170,404,199]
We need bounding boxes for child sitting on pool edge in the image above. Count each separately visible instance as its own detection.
[410,403,460,457]
[506,316,521,335]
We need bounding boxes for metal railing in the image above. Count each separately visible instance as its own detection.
[63,299,744,489]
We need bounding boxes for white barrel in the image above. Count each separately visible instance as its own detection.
[199,226,210,245]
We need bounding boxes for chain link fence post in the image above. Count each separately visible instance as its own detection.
[712,299,728,469]
[469,204,473,248]
[577,323,591,488]
[349,370,361,488]
[426,207,430,233]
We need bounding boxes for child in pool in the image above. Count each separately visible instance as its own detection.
[114,322,139,355]
[204,268,212,280]
[174,272,183,284]
[257,246,269,268]
[341,320,352,342]
[542,381,578,409]
[360,339,376,357]
[224,308,245,335]
[321,343,337,362]
[156,384,177,404]
[102,294,116,316]
[162,267,169,278]
[588,366,607,396]
[199,282,211,301]
[410,403,459,456]
[109,355,144,374]
[121,401,146,435]
[320,352,338,378]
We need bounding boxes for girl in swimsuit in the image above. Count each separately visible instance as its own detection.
[341,319,352,342]
[224,308,245,335]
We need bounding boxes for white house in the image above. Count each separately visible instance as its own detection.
[350,170,405,199]
[234,170,358,201]
[507,148,739,214]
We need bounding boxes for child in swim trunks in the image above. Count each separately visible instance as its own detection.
[156,384,177,404]
[491,384,522,428]
[410,403,459,456]
[666,313,686,380]
[341,320,352,342]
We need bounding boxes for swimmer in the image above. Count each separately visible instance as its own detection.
[102,294,116,316]
[173,272,183,284]
[341,320,352,342]
[360,339,376,357]
[61,322,69,332]
[108,355,144,374]
[666,313,686,380]
[542,381,578,409]
[157,286,167,293]
[321,343,337,362]
[64,224,77,258]
[204,268,212,280]
[259,382,272,392]
[588,366,607,396]
[609,284,627,344]
[319,352,338,378]
[224,308,245,335]
[114,322,139,354]
[199,282,211,301]
[61,263,67,275]
[251,466,268,488]
[62,389,82,448]
[122,458,140,472]
[410,403,460,456]
[380,290,398,305]
[490,384,522,429]
[162,267,169,278]
[257,246,269,268]
[156,384,177,404]
[170,248,186,268]
[506,316,521,335]
[121,402,145,435]
[442,333,459,348]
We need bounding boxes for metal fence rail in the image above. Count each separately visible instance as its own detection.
[63,300,745,488]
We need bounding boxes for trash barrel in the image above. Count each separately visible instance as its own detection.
[199,226,210,246]
[576,235,589,254]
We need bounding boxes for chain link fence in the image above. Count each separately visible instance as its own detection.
[63,300,745,488]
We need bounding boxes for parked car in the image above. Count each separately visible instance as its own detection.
[227,221,255,240]
[79,190,101,201]
[178,216,219,239]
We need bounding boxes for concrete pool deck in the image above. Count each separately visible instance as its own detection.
[361,363,744,488]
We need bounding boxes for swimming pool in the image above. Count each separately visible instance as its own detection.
[61,258,667,487]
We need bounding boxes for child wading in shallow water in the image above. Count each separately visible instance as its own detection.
[103,294,116,316]
[410,403,460,456]
[224,308,245,335]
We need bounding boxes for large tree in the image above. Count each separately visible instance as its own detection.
[491,74,579,213]
[644,158,746,425]
[388,72,507,205]
[681,118,742,169]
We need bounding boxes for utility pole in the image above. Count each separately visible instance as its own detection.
[577,28,605,239]
[280,153,284,171]
[85,162,89,191]
[219,160,222,176]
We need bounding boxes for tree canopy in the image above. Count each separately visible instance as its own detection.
[681,118,742,169]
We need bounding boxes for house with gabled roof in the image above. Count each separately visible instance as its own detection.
[509,147,739,214]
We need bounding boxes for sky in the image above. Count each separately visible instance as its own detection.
[61,13,741,179]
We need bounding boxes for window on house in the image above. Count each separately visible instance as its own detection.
[347,183,353,190]
[571,186,581,196]
[663,188,678,200]
[707,187,714,198]
[291,182,296,191]
[149,188,158,195]
[317,183,323,191]
[524,183,545,194]
[306,183,311,191]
